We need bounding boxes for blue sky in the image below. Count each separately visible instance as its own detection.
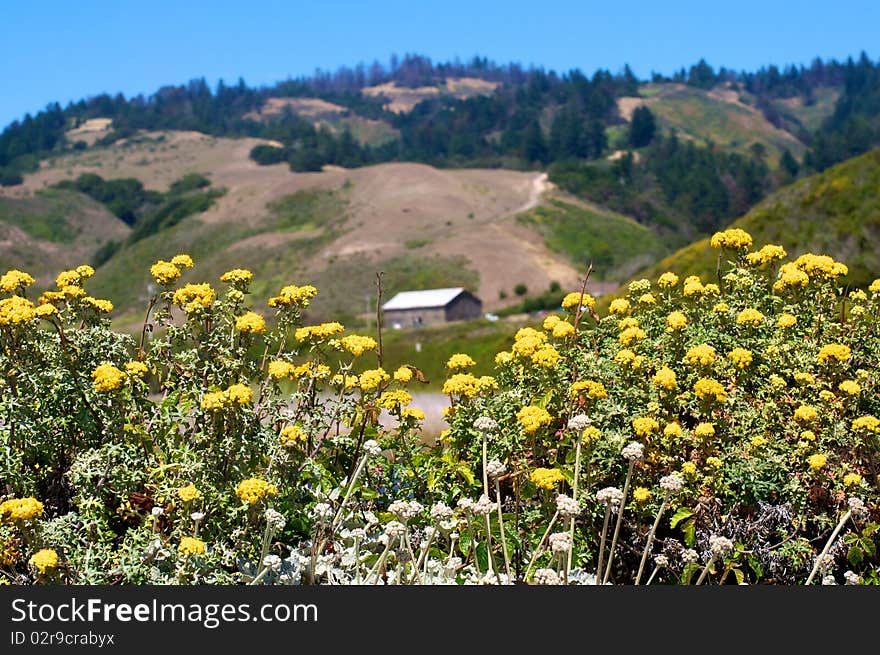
[2,0,878,128]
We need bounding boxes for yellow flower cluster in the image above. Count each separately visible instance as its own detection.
[694,422,715,438]
[92,363,126,392]
[792,253,848,280]
[684,344,716,366]
[150,260,182,285]
[359,368,390,391]
[838,380,861,396]
[530,468,565,490]
[171,254,194,270]
[736,308,764,326]
[682,276,704,296]
[201,383,253,410]
[794,405,818,424]
[657,272,679,288]
[378,390,412,409]
[561,291,595,309]
[727,348,753,368]
[615,348,646,369]
[177,484,201,503]
[633,487,652,503]
[571,380,607,399]
[652,366,677,390]
[776,313,797,328]
[551,320,575,338]
[267,360,295,379]
[401,407,426,421]
[581,426,602,444]
[666,311,687,331]
[295,322,344,341]
[268,284,317,308]
[843,472,863,487]
[852,416,880,433]
[746,244,787,266]
[517,405,553,434]
[29,549,59,574]
[619,326,645,345]
[235,311,266,333]
[664,422,682,438]
[173,283,216,313]
[638,293,656,305]
[710,228,753,250]
[0,269,35,293]
[220,268,253,285]
[446,353,476,369]
[280,425,307,447]
[632,416,659,437]
[807,453,827,471]
[341,335,377,357]
[817,343,851,364]
[608,298,630,315]
[531,344,561,367]
[235,478,278,504]
[512,327,547,357]
[178,537,206,557]
[0,497,44,522]
[393,366,413,383]
[494,351,513,364]
[125,361,149,378]
[442,373,495,398]
[712,302,729,314]
[82,297,114,313]
[0,296,36,325]
[694,378,727,402]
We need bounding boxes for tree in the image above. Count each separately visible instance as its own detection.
[629,106,656,148]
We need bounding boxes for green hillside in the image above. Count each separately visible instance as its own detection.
[631,148,880,288]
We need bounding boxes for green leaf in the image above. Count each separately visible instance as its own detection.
[733,568,745,584]
[669,507,694,529]
[457,464,475,486]
[683,520,696,548]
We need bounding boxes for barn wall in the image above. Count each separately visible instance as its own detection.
[384,307,447,328]
[445,295,482,321]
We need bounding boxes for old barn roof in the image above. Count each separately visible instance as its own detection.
[382,287,468,311]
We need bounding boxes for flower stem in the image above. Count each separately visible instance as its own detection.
[595,504,612,585]
[330,452,370,531]
[495,478,512,580]
[525,510,559,580]
[805,509,852,585]
[566,436,584,576]
[602,460,634,584]
[695,556,716,585]
[635,494,668,585]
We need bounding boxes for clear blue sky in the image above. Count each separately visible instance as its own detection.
[2,0,878,128]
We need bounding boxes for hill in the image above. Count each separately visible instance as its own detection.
[629,147,880,288]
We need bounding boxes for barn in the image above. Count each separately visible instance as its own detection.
[382,287,483,328]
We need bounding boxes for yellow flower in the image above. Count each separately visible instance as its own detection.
[632,416,659,437]
[201,391,227,411]
[736,308,764,327]
[517,406,553,434]
[746,244,787,266]
[794,405,818,424]
[561,291,595,310]
[55,269,82,288]
[150,260,181,285]
[267,360,295,379]
[693,378,727,402]
[666,311,687,331]
[776,313,797,328]
[712,302,729,315]
[0,497,44,522]
[870,279,880,293]
[378,390,412,410]
[817,343,851,364]
[494,351,513,364]
[571,380,607,399]
[807,453,827,472]
[234,311,266,333]
[359,368,390,391]
[177,484,201,503]
[220,268,253,285]
[551,320,575,338]
[727,348,753,369]
[178,537,206,557]
[683,276,704,296]
[543,314,561,330]
[792,253,847,279]
[664,422,682,438]
[0,269,35,293]
[446,353,477,369]
[843,472,863,487]
[799,430,816,442]
[62,285,86,299]
[657,272,679,288]
[648,365,676,390]
[81,297,113,313]
[394,366,414,383]
[29,549,59,574]
[750,436,767,448]
[173,283,215,312]
[401,408,426,421]
[608,298,631,315]
[838,380,861,396]
[268,284,318,307]
[706,456,723,469]
[681,461,698,476]
[638,293,656,305]
[684,344,716,366]
[694,422,715,438]
[512,327,547,357]
[710,228,753,250]
[125,361,149,378]
[633,487,652,503]
[0,296,36,325]
[235,479,278,505]
[91,363,125,392]
[170,254,194,269]
[581,426,602,444]
[531,345,561,368]
[280,425,307,447]
[851,416,880,433]
[295,322,345,341]
[619,326,645,345]
[530,468,565,490]
[225,383,253,405]
[341,335,378,357]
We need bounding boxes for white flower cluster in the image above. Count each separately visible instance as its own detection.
[430,502,454,523]
[473,416,499,433]
[457,497,475,513]
[472,495,494,517]
[389,499,423,522]
[191,512,205,522]
[848,497,867,518]
[265,508,286,531]
[816,553,835,572]
[548,532,572,554]
[363,440,382,457]
[384,521,406,538]
[821,575,837,586]
[659,473,685,493]
[709,535,734,558]
[653,554,669,568]
[568,414,591,431]
[597,486,624,507]
[555,494,580,518]
[350,528,366,541]
[844,570,861,585]
[532,568,562,585]
[311,502,334,522]
[681,548,699,564]
[262,554,282,572]
[622,441,644,462]
[485,460,507,479]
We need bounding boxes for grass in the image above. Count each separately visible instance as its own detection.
[267,188,348,233]
[517,198,668,281]
[0,189,92,243]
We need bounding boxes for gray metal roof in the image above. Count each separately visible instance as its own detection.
[382,287,468,311]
